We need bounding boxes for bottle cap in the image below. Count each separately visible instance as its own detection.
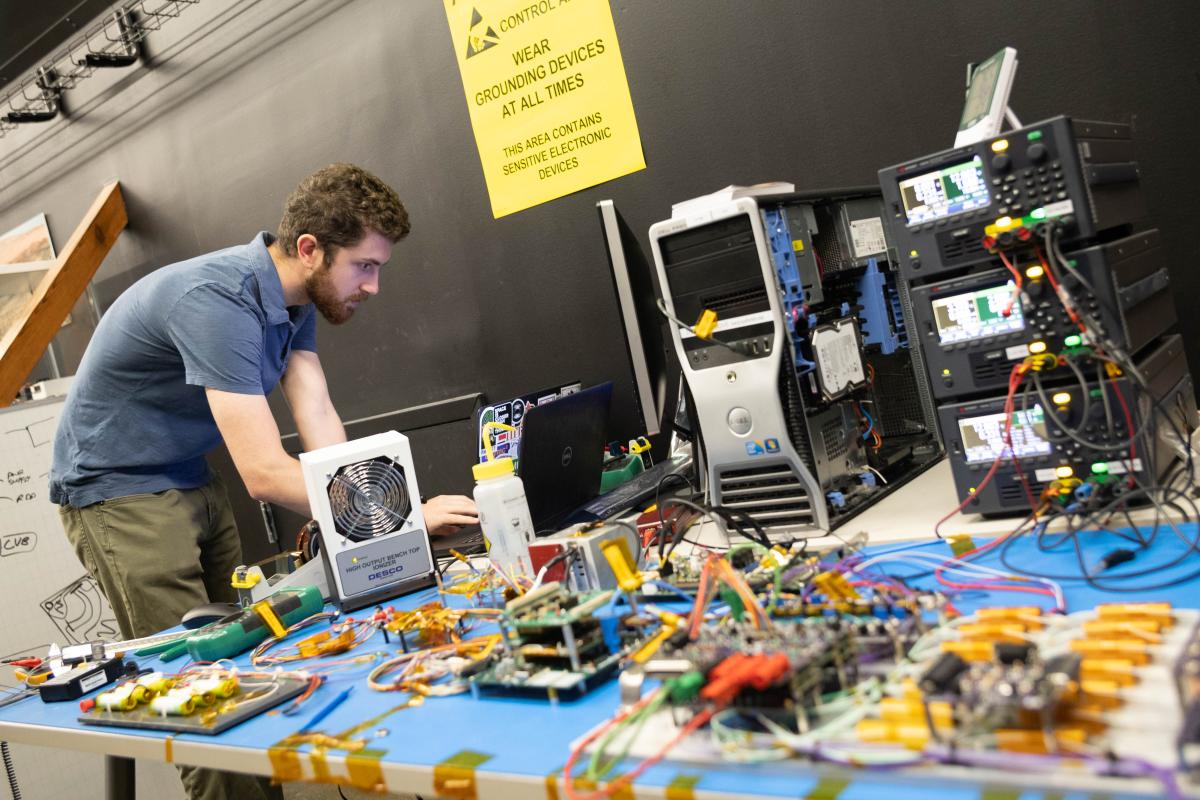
[473,457,515,481]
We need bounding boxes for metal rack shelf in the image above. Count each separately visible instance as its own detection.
[0,0,199,136]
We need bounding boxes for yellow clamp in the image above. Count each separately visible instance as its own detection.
[693,309,718,340]
[631,610,682,664]
[15,667,51,686]
[813,571,860,601]
[628,436,651,455]
[600,537,644,594]
[231,566,262,590]
[252,599,288,638]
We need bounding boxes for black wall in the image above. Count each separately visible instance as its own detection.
[3,1,1199,554]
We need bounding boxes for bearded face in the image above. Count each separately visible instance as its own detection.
[305,263,369,325]
[301,231,392,324]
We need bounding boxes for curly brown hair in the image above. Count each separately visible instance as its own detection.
[276,163,410,260]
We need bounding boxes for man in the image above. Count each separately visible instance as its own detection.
[49,163,478,800]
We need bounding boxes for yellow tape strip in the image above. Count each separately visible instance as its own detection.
[433,750,492,800]
[253,599,288,638]
[310,749,333,784]
[545,768,561,800]
[346,748,387,794]
[979,789,1020,800]
[163,736,173,763]
[555,773,633,800]
[267,743,304,783]
[666,772,702,800]
[948,534,976,557]
[804,777,850,799]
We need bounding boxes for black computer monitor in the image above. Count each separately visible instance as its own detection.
[597,199,677,441]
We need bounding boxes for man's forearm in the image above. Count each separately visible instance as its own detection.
[244,456,313,517]
[295,402,347,452]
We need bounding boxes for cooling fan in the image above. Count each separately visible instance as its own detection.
[300,431,435,611]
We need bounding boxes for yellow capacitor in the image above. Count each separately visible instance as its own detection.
[96,685,140,711]
[1082,620,1161,641]
[879,698,952,727]
[1069,639,1149,664]
[150,691,197,716]
[854,719,931,751]
[1079,659,1138,687]
[976,606,1043,622]
[995,727,1087,754]
[1095,603,1173,624]
[190,676,239,699]
[136,672,175,695]
[957,622,1028,642]
[1080,679,1123,709]
[941,641,995,661]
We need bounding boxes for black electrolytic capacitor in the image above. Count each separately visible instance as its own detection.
[919,652,968,694]
[995,642,1035,664]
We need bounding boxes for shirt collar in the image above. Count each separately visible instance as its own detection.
[250,231,295,326]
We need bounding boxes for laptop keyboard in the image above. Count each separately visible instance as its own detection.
[579,457,693,520]
[432,526,485,557]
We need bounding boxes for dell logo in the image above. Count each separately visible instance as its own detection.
[561,446,573,467]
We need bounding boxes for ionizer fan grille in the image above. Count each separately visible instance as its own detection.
[326,456,411,541]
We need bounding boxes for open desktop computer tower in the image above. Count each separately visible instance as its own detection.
[647,188,943,538]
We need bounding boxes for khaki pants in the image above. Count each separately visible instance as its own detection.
[59,474,283,800]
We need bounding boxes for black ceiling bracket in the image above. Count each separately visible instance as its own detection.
[80,8,142,68]
[5,67,63,124]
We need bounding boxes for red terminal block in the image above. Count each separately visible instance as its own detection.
[1016,226,1033,241]
[700,652,790,705]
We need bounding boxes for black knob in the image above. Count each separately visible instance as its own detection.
[1027,143,1048,163]
[991,153,1012,173]
[1025,280,1045,299]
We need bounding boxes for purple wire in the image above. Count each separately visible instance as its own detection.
[924,745,1184,800]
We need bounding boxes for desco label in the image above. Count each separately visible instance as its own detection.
[368,565,406,582]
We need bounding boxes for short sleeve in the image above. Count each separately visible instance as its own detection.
[165,284,266,394]
[291,308,317,352]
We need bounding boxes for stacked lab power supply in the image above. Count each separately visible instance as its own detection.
[878,117,1196,515]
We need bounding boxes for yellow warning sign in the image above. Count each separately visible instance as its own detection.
[443,0,646,218]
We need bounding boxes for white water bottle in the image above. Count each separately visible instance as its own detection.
[474,423,535,579]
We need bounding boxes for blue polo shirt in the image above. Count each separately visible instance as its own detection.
[49,232,317,507]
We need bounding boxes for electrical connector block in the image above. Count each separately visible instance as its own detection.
[693,309,718,340]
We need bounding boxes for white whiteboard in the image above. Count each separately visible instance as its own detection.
[0,395,184,800]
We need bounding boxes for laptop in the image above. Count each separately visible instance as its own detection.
[432,382,612,556]
[518,382,612,534]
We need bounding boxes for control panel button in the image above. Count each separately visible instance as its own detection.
[727,407,752,435]
[1027,142,1048,163]
[991,153,1012,173]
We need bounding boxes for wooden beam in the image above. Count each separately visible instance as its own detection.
[0,181,127,404]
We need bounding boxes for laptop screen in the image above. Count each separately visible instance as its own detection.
[516,382,613,533]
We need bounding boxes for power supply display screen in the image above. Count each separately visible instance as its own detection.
[931,282,1023,344]
[898,157,990,224]
[958,405,1051,464]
